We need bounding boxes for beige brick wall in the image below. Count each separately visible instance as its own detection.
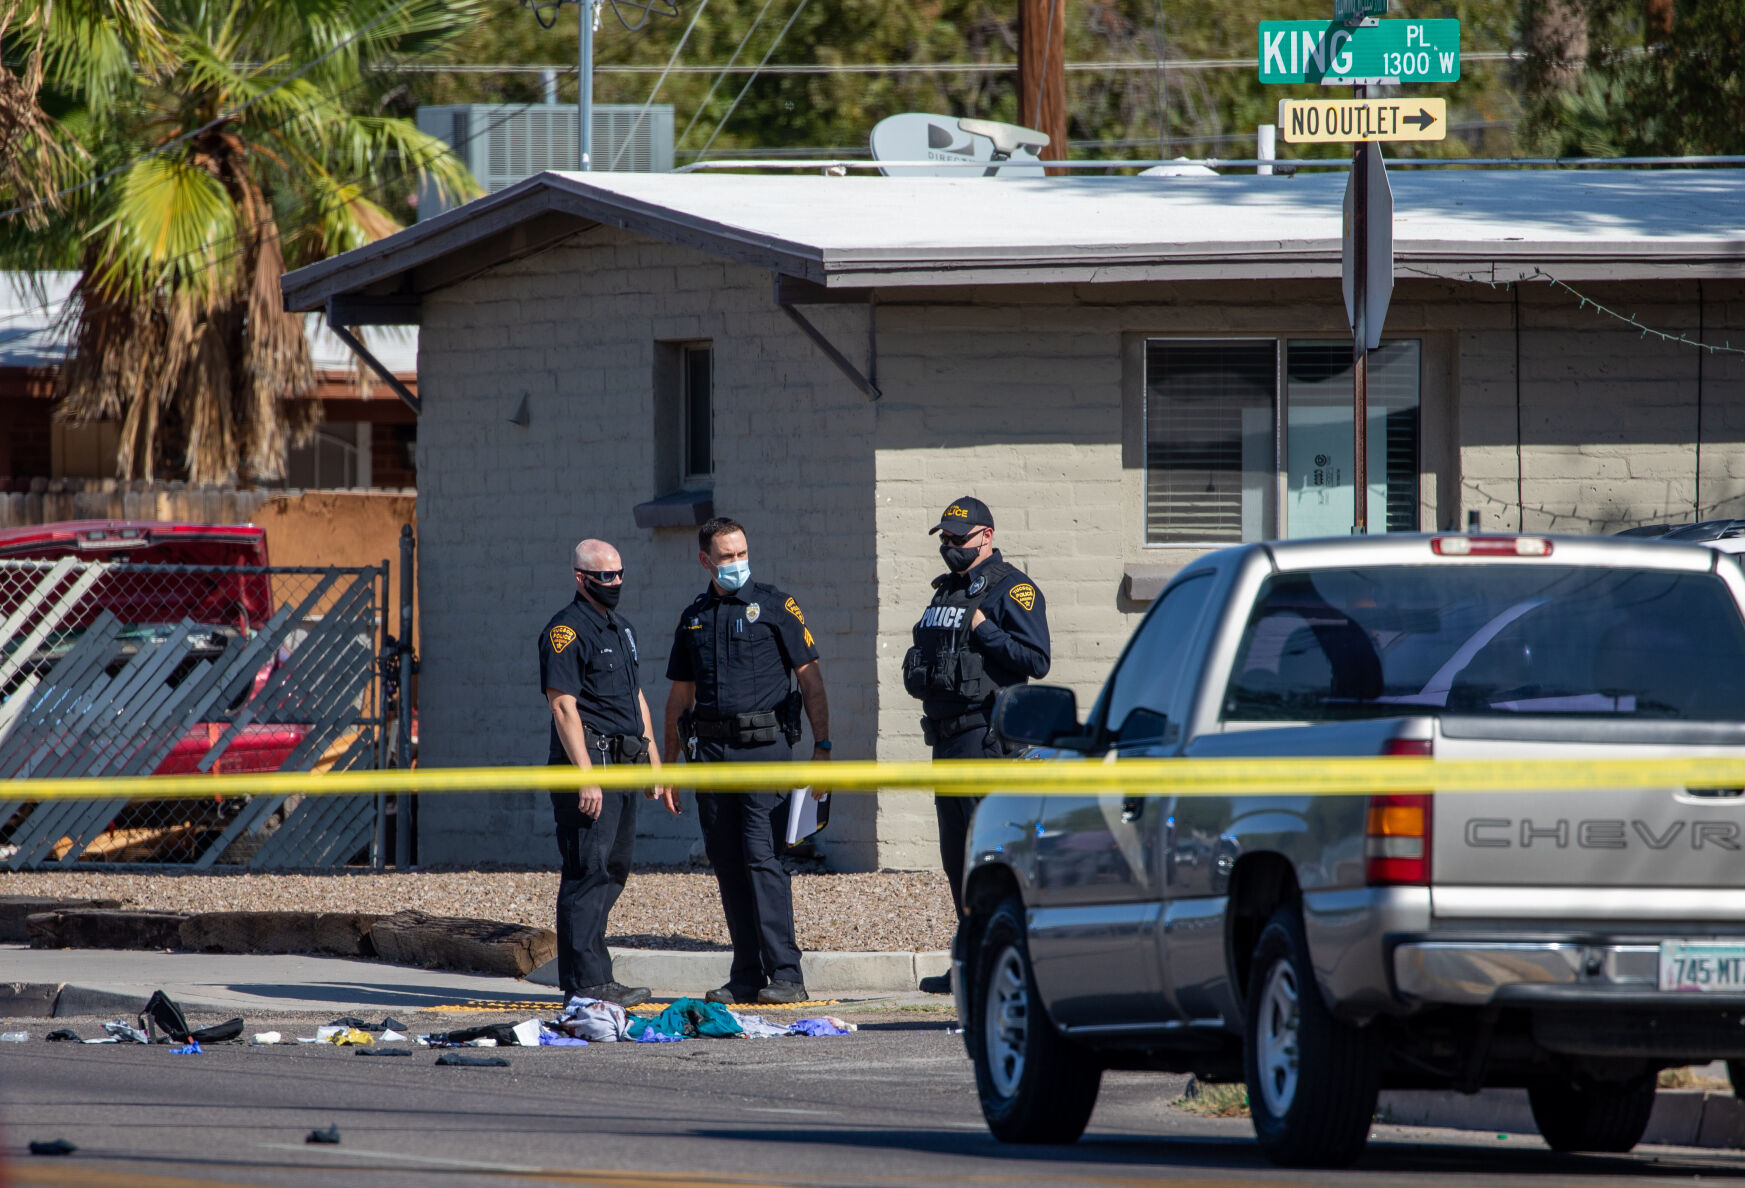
[414,227,879,869]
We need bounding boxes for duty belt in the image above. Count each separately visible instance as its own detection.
[922,708,989,744]
[583,729,649,761]
[690,709,782,744]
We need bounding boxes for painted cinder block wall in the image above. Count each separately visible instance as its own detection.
[410,221,1745,871]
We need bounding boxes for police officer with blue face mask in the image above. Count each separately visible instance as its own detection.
[904,497,1050,993]
[664,517,831,1006]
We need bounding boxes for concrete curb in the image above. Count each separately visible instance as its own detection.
[1379,1088,1745,1149]
[528,949,952,994]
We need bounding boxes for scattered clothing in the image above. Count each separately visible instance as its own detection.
[510,1019,543,1048]
[306,1125,341,1145]
[168,1041,202,1055]
[378,1029,408,1043]
[139,990,192,1043]
[633,1029,685,1044]
[327,1028,374,1047]
[538,1034,589,1047]
[727,1013,793,1039]
[556,996,633,1042]
[354,1047,412,1057]
[103,1021,151,1045]
[44,1029,81,1043]
[789,1018,851,1037]
[435,1052,510,1067]
[0,1032,27,1042]
[28,1139,77,1157]
[423,1023,520,1048]
[191,1018,243,1044]
[632,998,744,1040]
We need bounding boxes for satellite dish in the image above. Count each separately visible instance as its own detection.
[869,114,1048,178]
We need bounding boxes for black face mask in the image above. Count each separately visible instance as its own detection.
[940,544,978,574]
[585,579,623,609]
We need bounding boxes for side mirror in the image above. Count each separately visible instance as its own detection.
[992,684,1083,748]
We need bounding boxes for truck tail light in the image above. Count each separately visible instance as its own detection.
[1366,793,1431,885]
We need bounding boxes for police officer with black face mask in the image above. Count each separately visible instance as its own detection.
[904,497,1050,993]
[539,538,679,1010]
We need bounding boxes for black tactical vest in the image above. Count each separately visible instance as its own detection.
[903,561,1016,714]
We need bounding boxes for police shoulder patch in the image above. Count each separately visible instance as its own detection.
[549,625,578,653]
[803,627,815,648]
[1008,583,1037,612]
[784,596,805,624]
[745,602,761,623]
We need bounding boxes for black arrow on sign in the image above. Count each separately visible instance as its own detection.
[1402,107,1437,130]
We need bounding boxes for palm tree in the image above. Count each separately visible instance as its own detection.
[12,0,482,483]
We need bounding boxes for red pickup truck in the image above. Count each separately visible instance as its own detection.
[0,520,305,774]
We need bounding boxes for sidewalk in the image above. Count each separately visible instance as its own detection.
[0,943,947,1017]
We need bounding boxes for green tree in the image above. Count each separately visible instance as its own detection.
[402,0,1525,166]
[1528,0,1745,156]
[5,0,484,483]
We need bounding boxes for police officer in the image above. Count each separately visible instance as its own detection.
[904,497,1050,992]
[663,517,831,1006]
[539,538,678,1010]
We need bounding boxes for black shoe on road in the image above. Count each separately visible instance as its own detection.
[573,982,652,1009]
[757,980,809,1005]
[703,983,764,1005]
[917,973,952,995]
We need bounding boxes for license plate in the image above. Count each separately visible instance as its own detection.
[1659,941,1745,992]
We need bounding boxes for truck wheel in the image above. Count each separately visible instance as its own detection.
[1243,905,1381,1168]
[970,897,1102,1144]
[1729,1060,1745,1099]
[1527,1076,1655,1153]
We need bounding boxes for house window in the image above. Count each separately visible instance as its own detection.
[285,423,371,489]
[682,344,713,480]
[1144,338,1419,545]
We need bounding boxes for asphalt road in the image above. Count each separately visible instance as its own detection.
[6,1013,1745,1188]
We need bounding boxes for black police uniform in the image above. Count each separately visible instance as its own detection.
[667,580,818,992]
[905,548,1050,915]
[538,594,649,998]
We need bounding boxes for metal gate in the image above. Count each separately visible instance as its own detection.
[0,557,391,869]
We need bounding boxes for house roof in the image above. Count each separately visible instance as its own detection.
[1,271,417,374]
[281,168,1745,314]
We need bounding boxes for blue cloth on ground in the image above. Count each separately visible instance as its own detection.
[637,998,744,1039]
[789,1018,849,1037]
[633,1029,684,1043]
[538,1034,588,1046]
[169,1041,203,1054]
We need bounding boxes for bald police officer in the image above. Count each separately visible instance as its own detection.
[540,538,679,1010]
[904,497,1050,992]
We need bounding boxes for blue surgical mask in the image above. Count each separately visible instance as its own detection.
[715,560,750,591]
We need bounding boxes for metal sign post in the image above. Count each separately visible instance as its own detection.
[578,0,599,170]
[1341,95,1393,534]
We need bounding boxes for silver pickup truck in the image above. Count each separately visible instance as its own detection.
[956,533,1745,1167]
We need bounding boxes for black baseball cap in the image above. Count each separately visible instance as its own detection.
[930,496,995,536]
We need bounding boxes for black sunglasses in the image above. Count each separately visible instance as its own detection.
[576,568,624,583]
[938,527,988,547]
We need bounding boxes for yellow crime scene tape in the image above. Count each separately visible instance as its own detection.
[10,755,1745,800]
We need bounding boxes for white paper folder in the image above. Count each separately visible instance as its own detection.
[786,787,830,847]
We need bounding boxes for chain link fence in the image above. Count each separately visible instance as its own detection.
[0,557,390,868]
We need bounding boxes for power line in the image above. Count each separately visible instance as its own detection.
[0,0,427,224]
[693,0,812,160]
[376,50,1527,75]
[673,0,781,150]
[606,0,710,170]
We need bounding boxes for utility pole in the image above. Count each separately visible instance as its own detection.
[1018,0,1067,170]
[578,0,600,170]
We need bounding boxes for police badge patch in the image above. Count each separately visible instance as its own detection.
[745,603,761,623]
[1008,584,1037,612]
[968,575,987,597]
[549,625,577,653]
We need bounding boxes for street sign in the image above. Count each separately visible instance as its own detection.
[1258,19,1461,84]
[1343,147,1392,351]
[1279,97,1447,143]
[1334,0,1387,21]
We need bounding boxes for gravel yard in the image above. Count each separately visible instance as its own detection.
[0,867,958,953]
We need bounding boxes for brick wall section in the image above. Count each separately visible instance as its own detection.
[414,227,879,869]
[1455,282,1745,532]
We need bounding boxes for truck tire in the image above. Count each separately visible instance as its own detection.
[1243,905,1381,1168]
[1527,1076,1655,1153]
[970,897,1102,1144]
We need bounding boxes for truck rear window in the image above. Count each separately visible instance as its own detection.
[1223,565,1745,722]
